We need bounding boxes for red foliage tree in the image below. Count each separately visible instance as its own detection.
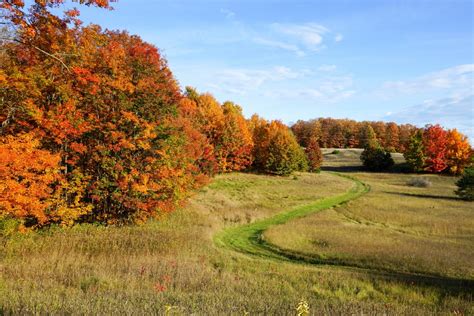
[422,124,448,173]
[305,137,323,172]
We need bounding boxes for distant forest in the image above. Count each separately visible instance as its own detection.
[291,118,418,152]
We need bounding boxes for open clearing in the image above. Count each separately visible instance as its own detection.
[1,151,473,314]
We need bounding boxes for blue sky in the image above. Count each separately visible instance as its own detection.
[67,0,472,139]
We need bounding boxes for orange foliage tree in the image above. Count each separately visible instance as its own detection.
[183,88,253,173]
[0,133,92,228]
[445,129,472,175]
[220,101,254,171]
[250,115,307,175]
[305,137,323,172]
[0,0,209,226]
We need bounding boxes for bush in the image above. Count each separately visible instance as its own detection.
[455,167,474,201]
[331,150,341,155]
[360,146,394,171]
[407,177,432,188]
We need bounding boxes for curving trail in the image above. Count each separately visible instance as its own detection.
[213,172,474,293]
[213,172,369,262]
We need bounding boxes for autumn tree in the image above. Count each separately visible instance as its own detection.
[219,101,254,171]
[251,117,307,175]
[0,0,211,225]
[291,119,321,147]
[445,129,472,175]
[371,122,386,148]
[398,124,418,152]
[305,137,323,172]
[423,124,448,173]
[342,120,360,148]
[183,88,253,173]
[0,133,92,228]
[385,122,400,152]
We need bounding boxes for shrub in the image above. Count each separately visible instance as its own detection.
[407,177,432,188]
[455,167,474,201]
[331,149,340,155]
[360,146,394,171]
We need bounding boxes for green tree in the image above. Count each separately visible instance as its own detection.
[404,130,425,172]
[360,146,394,171]
[455,167,474,201]
[359,124,378,149]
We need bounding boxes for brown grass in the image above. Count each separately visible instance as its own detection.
[0,163,473,314]
[265,172,474,279]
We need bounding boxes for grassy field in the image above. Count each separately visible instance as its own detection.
[265,172,474,278]
[0,150,473,314]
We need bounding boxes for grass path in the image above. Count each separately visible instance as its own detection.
[213,172,474,293]
[214,172,369,262]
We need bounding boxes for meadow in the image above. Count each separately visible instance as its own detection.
[0,150,473,315]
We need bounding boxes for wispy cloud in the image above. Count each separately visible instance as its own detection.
[385,94,474,141]
[318,64,337,72]
[379,64,474,96]
[271,23,329,48]
[253,37,305,56]
[207,66,304,95]
[376,64,473,139]
[263,74,355,103]
[220,8,235,19]
[334,33,343,42]
[253,22,341,56]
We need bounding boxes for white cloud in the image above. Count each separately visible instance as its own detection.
[208,66,305,95]
[318,64,337,72]
[385,94,474,141]
[253,37,305,57]
[263,75,355,103]
[380,64,474,96]
[220,8,235,19]
[271,22,329,50]
[334,33,343,42]
[253,22,341,55]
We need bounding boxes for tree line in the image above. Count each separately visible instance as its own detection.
[292,118,472,175]
[0,0,318,230]
[291,118,418,152]
[0,1,471,230]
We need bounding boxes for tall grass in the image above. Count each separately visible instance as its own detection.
[0,170,472,314]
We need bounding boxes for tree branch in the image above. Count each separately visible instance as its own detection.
[0,36,71,73]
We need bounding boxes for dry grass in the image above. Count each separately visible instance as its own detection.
[322,148,405,171]
[1,166,473,314]
[265,172,474,278]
